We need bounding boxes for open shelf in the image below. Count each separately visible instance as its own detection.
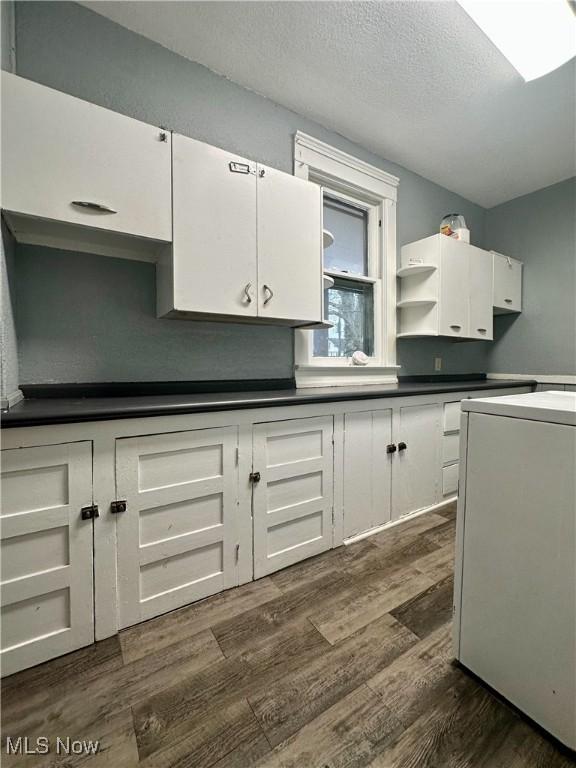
[397,331,438,338]
[397,264,437,278]
[397,299,437,309]
[323,229,334,249]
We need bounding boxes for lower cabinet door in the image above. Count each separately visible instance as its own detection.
[252,416,333,578]
[1,442,94,676]
[343,409,393,538]
[115,427,239,628]
[393,403,442,519]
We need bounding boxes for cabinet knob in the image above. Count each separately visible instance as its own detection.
[386,443,397,454]
[249,471,261,483]
[398,442,407,451]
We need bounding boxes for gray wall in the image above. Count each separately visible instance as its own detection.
[486,178,576,376]
[8,1,491,383]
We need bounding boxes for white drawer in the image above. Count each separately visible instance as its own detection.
[444,401,462,433]
[443,463,459,496]
[443,433,460,466]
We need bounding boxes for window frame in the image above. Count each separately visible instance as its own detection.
[293,131,399,387]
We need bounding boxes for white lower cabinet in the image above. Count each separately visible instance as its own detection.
[393,403,442,518]
[343,410,393,538]
[115,427,240,628]
[1,385,533,674]
[252,416,334,577]
[0,443,95,676]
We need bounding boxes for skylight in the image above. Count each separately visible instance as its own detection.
[458,0,576,82]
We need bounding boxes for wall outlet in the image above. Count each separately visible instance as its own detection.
[434,357,442,372]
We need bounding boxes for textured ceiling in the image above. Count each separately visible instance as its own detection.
[82,1,575,207]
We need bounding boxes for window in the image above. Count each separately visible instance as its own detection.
[293,132,399,387]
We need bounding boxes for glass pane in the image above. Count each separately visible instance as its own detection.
[313,278,374,358]
[323,196,368,275]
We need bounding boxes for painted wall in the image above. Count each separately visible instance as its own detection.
[486,178,576,376]
[7,1,491,384]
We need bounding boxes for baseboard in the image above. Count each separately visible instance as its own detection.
[0,389,24,411]
[342,496,456,545]
[488,373,576,385]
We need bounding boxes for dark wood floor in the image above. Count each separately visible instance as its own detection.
[2,502,574,768]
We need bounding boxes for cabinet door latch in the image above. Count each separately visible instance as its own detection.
[110,500,127,514]
[249,471,261,483]
[398,442,407,452]
[81,504,100,520]
[386,444,397,454]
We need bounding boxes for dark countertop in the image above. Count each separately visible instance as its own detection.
[1,379,534,428]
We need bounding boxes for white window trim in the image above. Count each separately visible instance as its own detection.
[293,131,400,388]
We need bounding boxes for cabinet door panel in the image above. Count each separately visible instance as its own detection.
[439,239,469,337]
[1,443,94,676]
[171,135,258,317]
[1,73,171,242]
[394,403,442,518]
[253,417,333,577]
[115,427,239,628]
[493,253,522,313]
[256,165,322,323]
[343,410,392,538]
[469,247,493,340]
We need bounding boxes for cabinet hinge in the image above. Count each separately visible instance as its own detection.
[235,447,239,466]
[235,543,240,562]
[379,219,382,228]
[81,504,99,521]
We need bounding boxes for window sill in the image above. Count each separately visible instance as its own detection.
[295,365,400,388]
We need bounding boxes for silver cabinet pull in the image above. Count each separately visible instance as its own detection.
[71,201,117,214]
[263,284,274,305]
[243,283,253,304]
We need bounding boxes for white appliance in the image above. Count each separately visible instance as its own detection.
[453,391,576,750]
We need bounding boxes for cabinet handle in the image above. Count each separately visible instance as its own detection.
[477,328,487,334]
[386,443,397,454]
[263,285,274,305]
[243,283,253,304]
[72,201,117,214]
[504,298,512,303]
[450,324,462,331]
[398,442,407,451]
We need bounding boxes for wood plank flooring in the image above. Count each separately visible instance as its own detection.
[2,502,574,768]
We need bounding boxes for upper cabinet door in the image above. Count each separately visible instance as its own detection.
[493,252,522,314]
[469,246,493,340]
[1,73,171,242]
[169,135,258,317]
[256,164,322,324]
[439,238,470,338]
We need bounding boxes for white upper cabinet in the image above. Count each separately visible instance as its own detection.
[159,135,258,319]
[492,251,523,314]
[397,234,494,340]
[256,164,322,324]
[159,135,323,326]
[1,73,172,253]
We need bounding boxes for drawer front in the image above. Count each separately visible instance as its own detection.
[444,401,462,433]
[443,463,459,496]
[443,433,460,466]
